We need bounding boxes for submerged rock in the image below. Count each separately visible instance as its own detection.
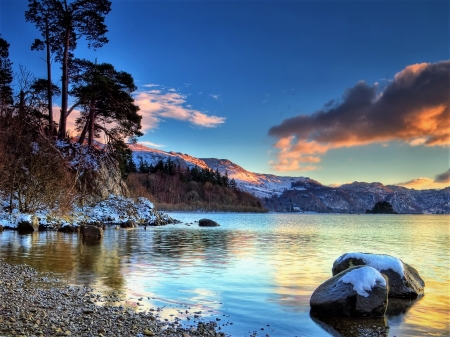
[332,252,425,298]
[198,219,220,227]
[310,266,389,317]
[310,313,389,337]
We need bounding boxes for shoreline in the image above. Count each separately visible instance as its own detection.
[0,260,226,337]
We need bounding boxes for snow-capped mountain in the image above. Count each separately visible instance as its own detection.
[129,144,449,214]
[129,143,313,198]
[129,143,210,170]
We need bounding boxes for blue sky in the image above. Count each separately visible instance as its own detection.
[1,0,449,189]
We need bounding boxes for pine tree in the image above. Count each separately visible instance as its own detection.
[0,36,13,117]
[25,0,112,139]
[71,59,142,147]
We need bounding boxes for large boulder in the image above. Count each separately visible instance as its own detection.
[332,252,425,298]
[80,225,103,238]
[17,216,39,233]
[310,266,389,317]
[199,218,220,227]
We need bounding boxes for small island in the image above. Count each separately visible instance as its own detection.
[366,201,398,214]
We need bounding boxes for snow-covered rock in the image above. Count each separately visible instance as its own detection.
[17,215,39,232]
[332,252,425,298]
[310,266,389,317]
[56,140,129,205]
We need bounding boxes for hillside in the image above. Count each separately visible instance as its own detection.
[130,144,314,198]
[129,143,449,214]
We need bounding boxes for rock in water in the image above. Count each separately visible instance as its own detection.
[120,220,136,228]
[310,266,389,317]
[332,252,425,298]
[80,225,104,238]
[198,219,220,227]
[17,215,39,232]
[366,201,397,214]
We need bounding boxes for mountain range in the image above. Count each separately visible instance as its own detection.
[129,144,449,214]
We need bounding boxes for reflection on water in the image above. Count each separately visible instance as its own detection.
[0,214,448,337]
[310,314,389,337]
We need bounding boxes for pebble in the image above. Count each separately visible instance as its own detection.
[0,261,227,337]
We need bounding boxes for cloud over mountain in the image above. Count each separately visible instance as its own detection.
[434,169,450,183]
[268,61,450,171]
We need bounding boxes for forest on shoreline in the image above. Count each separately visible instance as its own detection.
[126,159,267,213]
[0,0,265,216]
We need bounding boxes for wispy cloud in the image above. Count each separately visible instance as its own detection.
[395,169,450,189]
[137,141,165,148]
[210,94,221,101]
[268,61,450,171]
[134,85,226,131]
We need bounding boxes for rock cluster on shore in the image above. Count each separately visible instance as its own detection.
[0,260,225,337]
[0,195,180,233]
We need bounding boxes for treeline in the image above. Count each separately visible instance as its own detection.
[127,159,267,213]
[0,0,142,214]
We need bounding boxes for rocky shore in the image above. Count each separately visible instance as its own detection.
[0,260,225,337]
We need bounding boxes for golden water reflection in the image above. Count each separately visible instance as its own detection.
[0,214,448,337]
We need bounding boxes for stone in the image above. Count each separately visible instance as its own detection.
[198,219,220,227]
[120,220,136,228]
[310,266,389,317]
[332,252,425,298]
[17,216,39,233]
[80,225,104,238]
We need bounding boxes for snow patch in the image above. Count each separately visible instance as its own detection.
[337,252,405,276]
[340,266,387,297]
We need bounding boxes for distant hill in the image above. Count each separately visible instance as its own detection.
[129,144,450,214]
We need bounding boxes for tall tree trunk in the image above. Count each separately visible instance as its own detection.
[18,90,25,120]
[77,117,89,144]
[58,4,70,140]
[87,100,96,147]
[45,19,53,135]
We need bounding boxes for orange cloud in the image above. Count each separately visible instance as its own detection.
[396,172,449,190]
[269,61,450,171]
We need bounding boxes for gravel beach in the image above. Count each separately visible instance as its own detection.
[0,260,226,337]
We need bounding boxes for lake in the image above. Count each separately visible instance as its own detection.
[0,213,448,336]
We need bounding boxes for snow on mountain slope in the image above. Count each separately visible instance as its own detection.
[128,144,308,197]
[128,143,209,170]
[201,158,308,197]
[128,144,449,213]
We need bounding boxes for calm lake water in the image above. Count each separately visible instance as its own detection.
[0,213,449,336]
